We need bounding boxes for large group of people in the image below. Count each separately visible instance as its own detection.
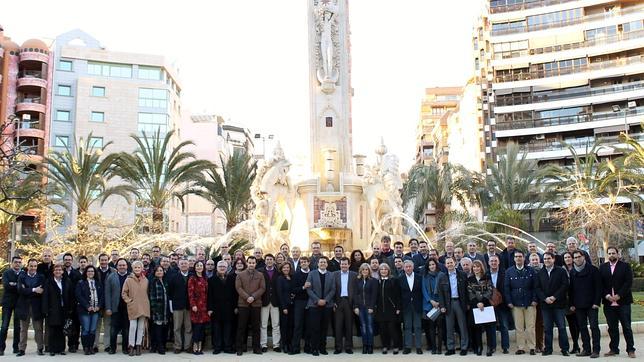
[0,235,637,358]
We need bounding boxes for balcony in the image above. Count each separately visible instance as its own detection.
[497,133,644,159]
[496,106,644,131]
[495,80,644,107]
[17,70,47,89]
[490,0,578,14]
[494,28,644,61]
[495,54,643,83]
[15,119,45,140]
[16,96,46,114]
[491,4,644,36]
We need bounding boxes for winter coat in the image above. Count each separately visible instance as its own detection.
[276,275,294,311]
[353,277,378,310]
[422,271,444,312]
[503,265,537,307]
[235,269,266,307]
[121,273,150,319]
[16,272,45,321]
[375,277,401,322]
[534,266,569,309]
[42,277,72,326]
[467,274,493,308]
[569,263,601,309]
[188,275,210,324]
[76,279,104,315]
[208,274,237,321]
[148,277,169,325]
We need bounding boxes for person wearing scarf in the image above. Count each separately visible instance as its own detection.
[148,266,169,355]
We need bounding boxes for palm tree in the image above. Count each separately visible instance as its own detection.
[545,140,639,263]
[402,162,481,232]
[44,134,132,241]
[187,148,257,230]
[108,130,213,233]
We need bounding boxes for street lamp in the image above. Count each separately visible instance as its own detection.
[612,101,637,136]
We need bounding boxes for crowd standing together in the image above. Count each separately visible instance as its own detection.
[0,236,637,358]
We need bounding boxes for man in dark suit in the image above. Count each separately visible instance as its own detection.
[16,259,45,356]
[535,252,570,356]
[167,259,192,353]
[499,237,517,271]
[306,256,335,356]
[36,249,53,279]
[327,245,344,273]
[0,256,23,356]
[289,257,311,355]
[438,257,469,356]
[332,257,356,354]
[62,253,81,353]
[600,246,635,358]
[570,250,601,358]
[465,241,485,264]
[398,260,423,355]
[487,254,509,354]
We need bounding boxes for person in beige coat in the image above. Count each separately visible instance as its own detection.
[122,261,150,356]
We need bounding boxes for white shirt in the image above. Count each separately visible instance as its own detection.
[490,271,498,288]
[405,272,414,290]
[340,271,349,297]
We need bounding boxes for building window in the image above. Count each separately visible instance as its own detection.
[58,59,73,71]
[54,135,69,147]
[57,85,72,96]
[139,88,168,109]
[90,111,105,123]
[91,86,106,97]
[55,110,71,122]
[138,66,162,80]
[138,112,168,135]
[325,116,333,127]
[87,61,132,78]
[89,136,103,149]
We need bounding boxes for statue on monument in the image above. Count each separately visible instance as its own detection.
[315,0,339,93]
[363,140,404,240]
[250,142,295,251]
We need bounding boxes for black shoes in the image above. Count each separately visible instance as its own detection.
[403,348,411,355]
[445,350,455,356]
[460,350,468,356]
[577,351,592,357]
[312,350,319,356]
[16,351,25,357]
[320,350,328,355]
[416,348,423,355]
[516,349,525,355]
[562,351,570,356]
[503,349,509,354]
[37,349,44,356]
[289,350,300,355]
[530,349,536,355]
[334,349,342,355]
[590,353,600,359]
[237,351,243,356]
[345,349,353,354]
[261,347,268,353]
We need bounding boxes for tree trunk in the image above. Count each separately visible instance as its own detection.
[0,223,10,260]
[152,209,164,234]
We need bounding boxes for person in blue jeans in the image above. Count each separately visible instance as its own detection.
[76,265,104,355]
[353,264,378,354]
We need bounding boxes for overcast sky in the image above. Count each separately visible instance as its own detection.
[2,0,481,171]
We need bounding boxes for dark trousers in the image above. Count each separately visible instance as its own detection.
[402,308,422,349]
[192,322,207,343]
[0,304,19,353]
[576,307,600,353]
[150,322,168,352]
[493,306,511,351]
[565,312,580,351]
[542,307,569,353]
[236,307,260,353]
[378,320,401,350]
[535,305,544,350]
[47,325,66,353]
[67,312,80,349]
[473,321,495,353]
[291,300,310,351]
[211,319,233,352]
[423,315,443,352]
[604,304,635,353]
[334,298,353,350]
[110,310,129,353]
[279,307,293,351]
[308,306,332,352]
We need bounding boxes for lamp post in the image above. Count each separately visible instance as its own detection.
[611,102,639,261]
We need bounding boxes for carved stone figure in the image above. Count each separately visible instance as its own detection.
[250,143,295,251]
[315,0,339,92]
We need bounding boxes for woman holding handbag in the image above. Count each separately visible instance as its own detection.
[467,260,495,356]
[422,259,444,354]
[375,263,401,354]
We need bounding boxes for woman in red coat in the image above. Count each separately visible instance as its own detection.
[188,261,209,355]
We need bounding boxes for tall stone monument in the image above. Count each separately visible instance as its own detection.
[297,0,371,251]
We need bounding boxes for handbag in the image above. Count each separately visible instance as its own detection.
[62,318,73,336]
[490,287,503,307]
[426,307,440,321]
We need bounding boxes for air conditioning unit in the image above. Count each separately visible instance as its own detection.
[535,134,545,140]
